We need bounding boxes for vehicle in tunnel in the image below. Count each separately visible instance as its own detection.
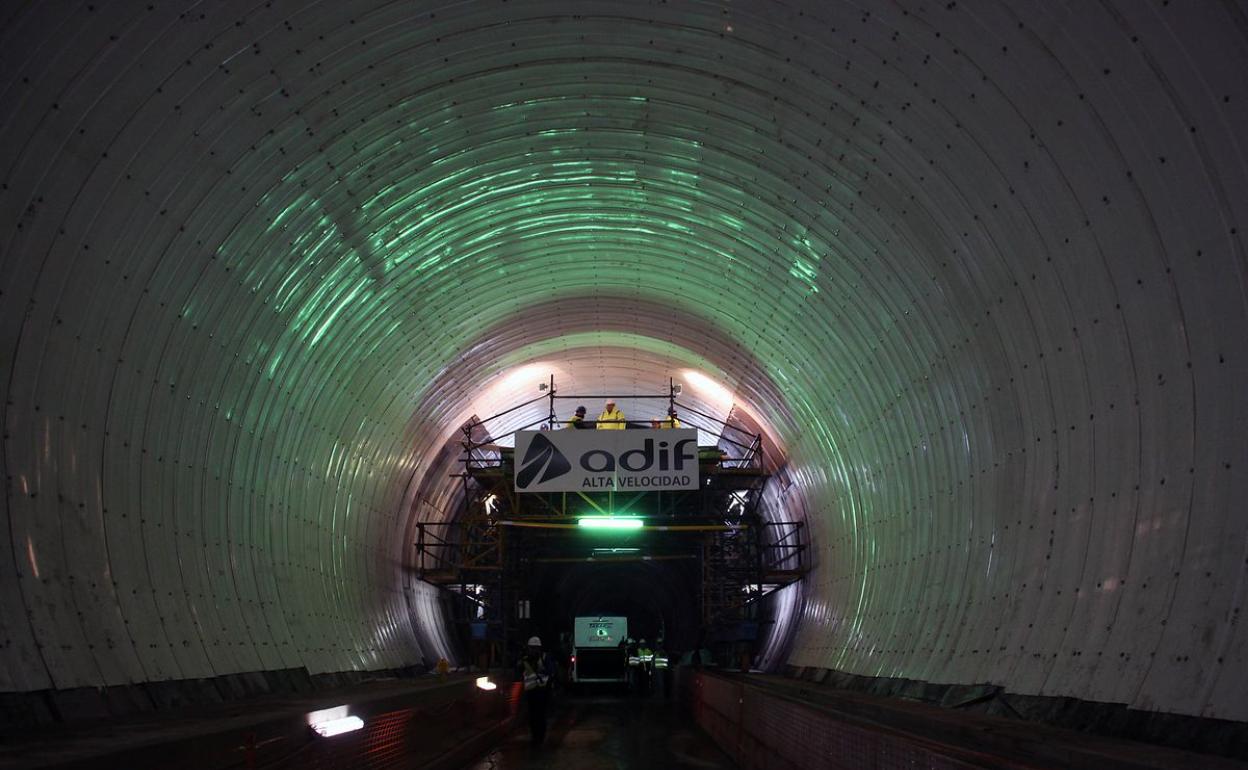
[568,615,629,685]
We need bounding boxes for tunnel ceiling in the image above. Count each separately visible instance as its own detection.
[2,1,1247,720]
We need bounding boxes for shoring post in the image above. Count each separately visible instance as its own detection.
[754,518,765,612]
[416,524,425,573]
[499,523,507,655]
[548,373,556,428]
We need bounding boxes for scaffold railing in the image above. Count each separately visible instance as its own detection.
[458,376,767,474]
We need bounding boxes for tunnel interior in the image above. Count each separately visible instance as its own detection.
[1,0,1246,751]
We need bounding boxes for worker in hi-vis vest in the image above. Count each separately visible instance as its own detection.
[597,400,626,429]
[653,641,671,698]
[566,405,589,428]
[637,638,654,695]
[625,637,641,692]
[658,407,681,429]
[519,635,556,745]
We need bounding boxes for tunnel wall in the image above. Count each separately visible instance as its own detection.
[0,0,1246,724]
[772,3,1248,721]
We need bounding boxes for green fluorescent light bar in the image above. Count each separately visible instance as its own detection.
[577,517,644,530]
[593,547,641,554]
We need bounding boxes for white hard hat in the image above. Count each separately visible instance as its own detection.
[527,636,542,646]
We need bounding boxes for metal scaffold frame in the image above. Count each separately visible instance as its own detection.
[412,377,807,661]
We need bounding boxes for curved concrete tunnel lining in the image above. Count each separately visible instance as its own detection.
[0,0,1244,730]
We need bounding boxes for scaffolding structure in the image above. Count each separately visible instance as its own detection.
[413,377,807,661]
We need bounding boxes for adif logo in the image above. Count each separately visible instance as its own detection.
[516,433,572,489]
[513,429,699,492]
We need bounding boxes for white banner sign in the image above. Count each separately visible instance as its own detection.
[574,616,627,648]
[513,429,700,492]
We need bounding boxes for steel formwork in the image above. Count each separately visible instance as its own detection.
[414,383,807,659]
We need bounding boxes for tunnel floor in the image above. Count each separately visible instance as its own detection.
[463,692,736,770]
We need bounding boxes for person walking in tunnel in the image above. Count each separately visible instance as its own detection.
[597,399,626,429]
[637,638,654,695]
[654,641,671,698]
[659,407,681,429]
[566,405,589,428]
[519,636,557,746]
[625,637,641,692]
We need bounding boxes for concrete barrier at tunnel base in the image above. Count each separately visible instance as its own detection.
[0,673,522,770]
[681,670,1248,770]
[780,665,1248,761]
[685,671,995,770]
